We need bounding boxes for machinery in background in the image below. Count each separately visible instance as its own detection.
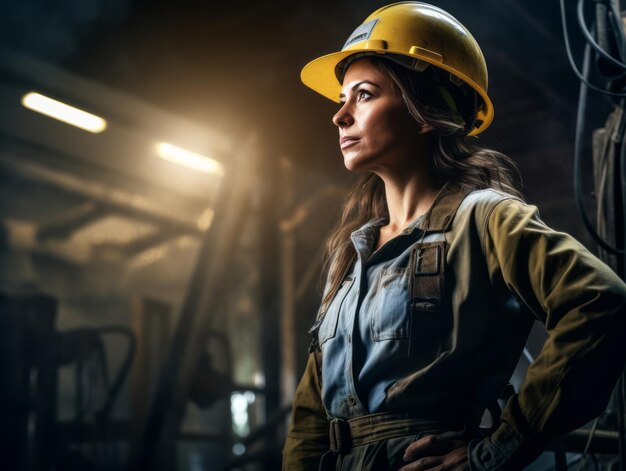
[0,291,250,471]
[0,47,251,470]
[0,291,135,470]
[561,0,626,469]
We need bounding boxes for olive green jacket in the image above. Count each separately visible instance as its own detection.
[283,186,626,470]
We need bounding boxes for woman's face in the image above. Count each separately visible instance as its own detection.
[332,57,429,174]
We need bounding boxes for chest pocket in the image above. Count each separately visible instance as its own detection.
[318,276,355,346]
[370,241,446,353]
[371,267,411,341]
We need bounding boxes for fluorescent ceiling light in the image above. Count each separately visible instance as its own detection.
[22,92,107,133]
[156,142,223,175]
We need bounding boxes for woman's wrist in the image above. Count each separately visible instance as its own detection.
[467,422,544,471]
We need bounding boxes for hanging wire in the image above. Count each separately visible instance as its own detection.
[560,2,626,469]
[563,3,626,470]
[577,0,626,70]
[560,0,626,97]
[574,36,624,254]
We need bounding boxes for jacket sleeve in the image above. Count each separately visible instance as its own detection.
[282,350,329,470]
[468,197,626,470]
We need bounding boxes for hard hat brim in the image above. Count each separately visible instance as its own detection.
[300,49,494,137]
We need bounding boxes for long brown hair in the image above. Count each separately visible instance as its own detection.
[320,56,523,309]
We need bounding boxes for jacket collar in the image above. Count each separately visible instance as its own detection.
[356,182,474,236]
[413,182,473,233]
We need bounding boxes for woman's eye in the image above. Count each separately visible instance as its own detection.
[337,90,372,108]
[357,90,371,101]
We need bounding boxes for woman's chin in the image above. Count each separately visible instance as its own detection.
[343,162,369,174]
[343,154,372,173]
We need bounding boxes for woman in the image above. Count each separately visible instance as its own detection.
[283,3,626,470]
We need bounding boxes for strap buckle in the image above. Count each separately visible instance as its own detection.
[329,418,351,453]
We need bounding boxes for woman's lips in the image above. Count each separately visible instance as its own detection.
[340,136,360,149]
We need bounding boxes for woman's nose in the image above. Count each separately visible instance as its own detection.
[332,102,354,128]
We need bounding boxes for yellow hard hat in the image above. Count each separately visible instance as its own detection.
[300,2,494,136]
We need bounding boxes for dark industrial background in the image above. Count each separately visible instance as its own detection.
[0,0,621,470]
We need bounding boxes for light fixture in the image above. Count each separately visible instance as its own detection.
[156,142,223,175]
[21,92,107,133]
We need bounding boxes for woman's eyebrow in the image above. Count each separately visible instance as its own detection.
[339,80,380,100]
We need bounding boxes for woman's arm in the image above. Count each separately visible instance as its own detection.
[469,197,626,469]
[282,350,330,470]
[400,196,626,470]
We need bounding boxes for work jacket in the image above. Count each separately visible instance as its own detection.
[282,184,626,470]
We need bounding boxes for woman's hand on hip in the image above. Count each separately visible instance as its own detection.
[399,434,470,470]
